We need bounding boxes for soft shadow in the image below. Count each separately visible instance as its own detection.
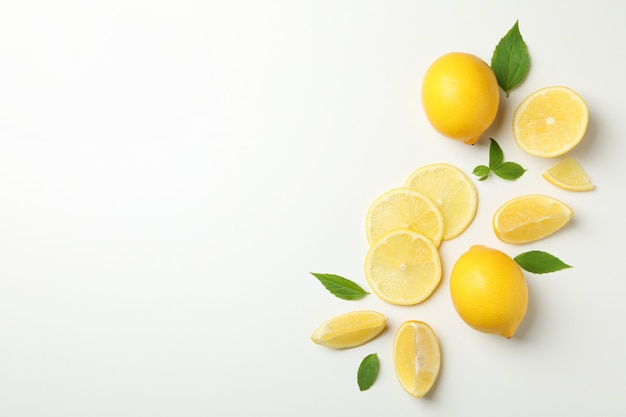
[481,89,511,142]
[509,274,539,340]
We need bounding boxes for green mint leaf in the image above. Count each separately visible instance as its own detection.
[514,251,572,274]
[491,20,530,97]
[357,353,379,391]
[474,138,526,181]
[310,272,369,300]
[488,138,504,168]
[472,165,490,181]
[492,161,527,180]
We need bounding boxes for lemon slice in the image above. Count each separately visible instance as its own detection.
[393,320,441,398]
[366,188,444,246]
[513,86,589,157]
[311,311,387,349]
[542,157,594,191]
[364,229,442,305]
[493,194,573,244]
[404,163,478,240]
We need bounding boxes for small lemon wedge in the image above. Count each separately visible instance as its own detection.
[542,157,594,191]
[311,311,387,349]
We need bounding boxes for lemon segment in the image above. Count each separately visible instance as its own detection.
[513,86,589,157]
[393,320,441,397]
[365,188,444,246]
[364,229,442,306]
[542,157,594,191]
[450,245,528,338]
[493,194,573,244]
[404,163,478,240]
[422,52,500,144]
[311,311,387,349]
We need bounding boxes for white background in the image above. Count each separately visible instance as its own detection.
[1,1,625,415]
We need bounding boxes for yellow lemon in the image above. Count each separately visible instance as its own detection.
[311,311,387,349]
[422,52,500,144]
[393,320,441,397]
[513,86,589,157]
[493,194,573,244]
[542,157,594,191]
[450,245,528,338]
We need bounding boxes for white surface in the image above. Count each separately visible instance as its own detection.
[1,1,625,415]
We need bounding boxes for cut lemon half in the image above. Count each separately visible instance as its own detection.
[364,229,442,305]
[311,310,387,349]
[366,188,444,246]
[542,157,594,191]
[393,320,441,398]
[513,86,589,157]
[404,163,478,240]
[493,194,573,244]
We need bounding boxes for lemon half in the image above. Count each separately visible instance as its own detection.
[513,86,589,157]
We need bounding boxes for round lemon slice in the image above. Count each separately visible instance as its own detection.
[364,229,442,305]
[393,320,441,398]
[542,157,594,191]
[493,194,573,244]
[405,163,478,240]
[310,310,387,349]
[365,188,444,246]
[513,86,589,157]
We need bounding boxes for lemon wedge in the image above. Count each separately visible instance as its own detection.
[311,311,387,349]
[542,157,594,191]
[493,194,573,244]
[393,320,441,397]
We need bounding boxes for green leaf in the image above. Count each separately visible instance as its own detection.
[473,138,526,181]
[310,272,369,300]
[472,165,490,181]
[514,251,572,274]
[491,20,530,97]
[492,161,527,180]
[357,353,379,391]
[488,138,504,168]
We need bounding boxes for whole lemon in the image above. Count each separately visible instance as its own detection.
[422,52,500,144]
[450,245,528,338]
